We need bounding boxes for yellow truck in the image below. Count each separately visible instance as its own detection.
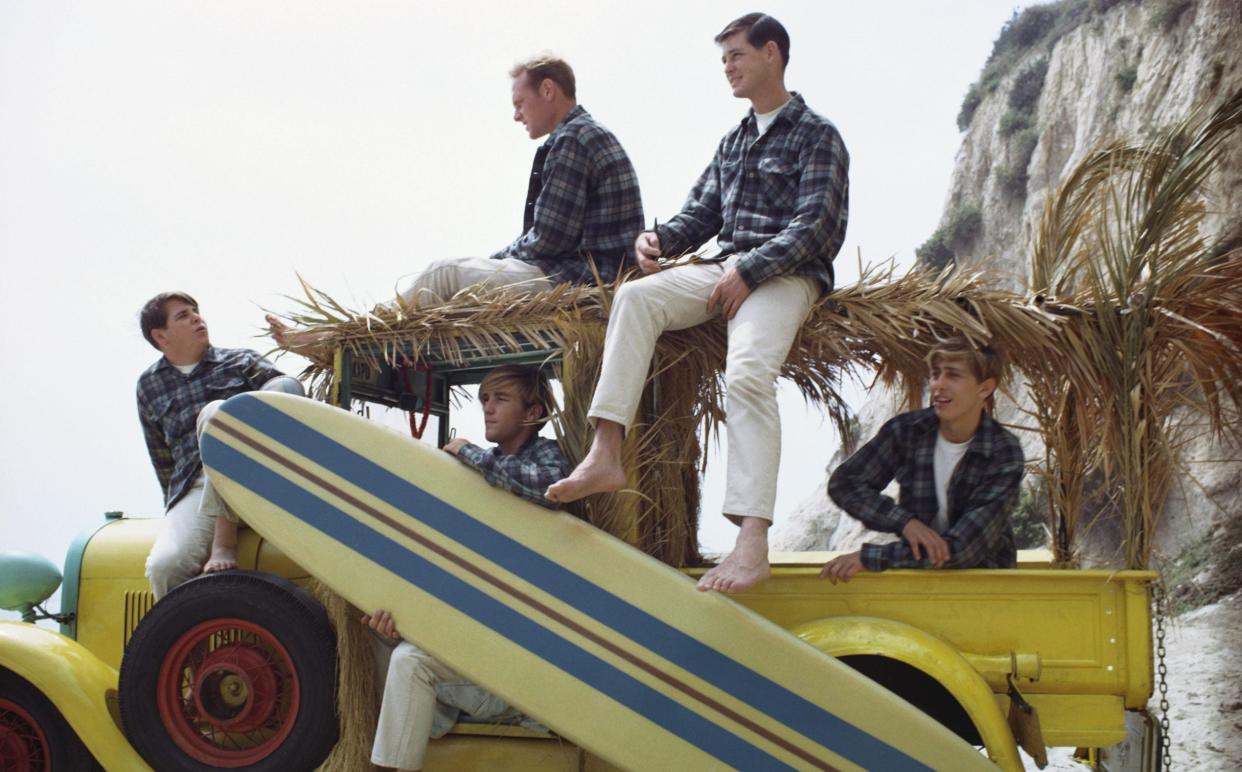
[0,339,1160,771]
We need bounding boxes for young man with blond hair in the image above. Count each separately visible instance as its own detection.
[820,337,1025,584]
[268,56,643,351]
[365,365,567,771]
[547,13,850,594]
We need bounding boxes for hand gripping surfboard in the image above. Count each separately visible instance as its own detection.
[202,392,995,771]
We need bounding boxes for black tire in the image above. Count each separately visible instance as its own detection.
[118,571,338,771]
[0,666,100,771]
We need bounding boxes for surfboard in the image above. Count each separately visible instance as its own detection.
[201,392,995,771]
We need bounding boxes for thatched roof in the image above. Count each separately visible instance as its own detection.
[271,88,1242,571]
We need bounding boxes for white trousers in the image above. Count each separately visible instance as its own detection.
[396,257,550,308]
[371,640,515,771]
[145,400,234,600]
[588,256,818,521]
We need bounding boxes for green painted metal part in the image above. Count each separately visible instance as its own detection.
[58,513,118,638]
[0,552,62,620]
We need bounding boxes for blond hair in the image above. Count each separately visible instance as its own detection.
[509,55,576,100]
[478,365,557,426]
[926,336,1006,410]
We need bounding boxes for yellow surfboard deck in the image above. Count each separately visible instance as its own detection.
[202,393,994,771]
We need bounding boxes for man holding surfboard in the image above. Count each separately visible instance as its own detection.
[547,13,850,595]
[136,291,285,599]
[365,365,566,771]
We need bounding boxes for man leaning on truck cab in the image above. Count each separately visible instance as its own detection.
[820,336,1025,583]
[136,292,286,599]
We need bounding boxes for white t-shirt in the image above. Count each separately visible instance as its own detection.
[755,98,792,136]
[933,433,972,532]
[173,361,200,375]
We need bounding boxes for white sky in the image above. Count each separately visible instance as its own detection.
[0,0,1025,619]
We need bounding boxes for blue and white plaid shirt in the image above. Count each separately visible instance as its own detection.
[828,407,1025,571]
[655,93,849,292]
[137,346,283,509]
[493,106,645,286]
[455,435,570,509]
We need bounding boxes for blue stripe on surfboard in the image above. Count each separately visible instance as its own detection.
[216,394,932,771]
[204,434,795,770]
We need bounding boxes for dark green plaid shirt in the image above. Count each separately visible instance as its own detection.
[455,435,570,509]
[828,408,1025,571]
[492,106,644,285]
[654,93,849,292]
[137,346,282,509]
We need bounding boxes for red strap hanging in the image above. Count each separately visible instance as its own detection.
[400,362,433,439]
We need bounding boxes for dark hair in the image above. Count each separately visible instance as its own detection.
[714,13,790,69]
[478,365,558,427]
[509,55,576,101]
[140,291,198,349]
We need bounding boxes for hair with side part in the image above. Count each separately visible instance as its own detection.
[478,365,558,426]
[714,12,790,69]
[509,55,576,100]
[926,335,1006,410]
[139,291,199,350]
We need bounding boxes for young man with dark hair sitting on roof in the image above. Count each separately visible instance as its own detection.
[820,336,1025,584]
[364,365,567,771]
[267,55,644,355]
[137,291,294,599]
[546,12,850,595]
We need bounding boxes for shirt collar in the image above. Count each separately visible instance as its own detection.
[545,105,587,145]
[492,432,541,457]
[912,406,1004,458]
[156,345,220,374]
[741,92,805,132]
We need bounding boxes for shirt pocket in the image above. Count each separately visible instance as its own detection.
[758,156,799,212]
[204,374,248,399]
[718,158,744,200]
[151,394,190,448]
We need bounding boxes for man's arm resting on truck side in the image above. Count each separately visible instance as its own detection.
[855,452,1024,571]
[448,438,570,509]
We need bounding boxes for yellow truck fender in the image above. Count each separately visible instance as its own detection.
[792,615,1022,772]
[0,622,151,771]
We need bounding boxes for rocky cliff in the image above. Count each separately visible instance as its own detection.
[775,0,1242,562]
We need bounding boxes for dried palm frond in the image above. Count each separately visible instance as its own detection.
[1029,87,1242,569]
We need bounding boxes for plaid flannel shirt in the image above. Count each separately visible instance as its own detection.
[137,346,283,509]
[455,435,570,509]
[828,408,1025,571]
[654,93,849,291]
[492,106,644,285]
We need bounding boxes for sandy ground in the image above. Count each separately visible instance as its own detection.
[1020,590,1242,771]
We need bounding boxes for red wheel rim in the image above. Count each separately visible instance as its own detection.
[156,618,301,767]
[0,697,48,772]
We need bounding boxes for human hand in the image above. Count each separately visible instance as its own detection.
[634,231,663,274]
[706,267,753,320]
[901,519,950,566]
[361,609,400,641]
[819,552,866,584]
[442,437,471,456]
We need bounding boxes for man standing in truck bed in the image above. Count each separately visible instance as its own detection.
[547,13,850,594]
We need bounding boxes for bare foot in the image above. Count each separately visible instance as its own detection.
[696,517,771,594]
[203,547,238,573]
[545,454,627,503]
[265,313,331,357]
[546,420,627,503]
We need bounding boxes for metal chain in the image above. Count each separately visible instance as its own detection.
[1153,580,1172,771]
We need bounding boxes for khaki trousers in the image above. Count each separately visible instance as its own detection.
[587,255,818,521]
